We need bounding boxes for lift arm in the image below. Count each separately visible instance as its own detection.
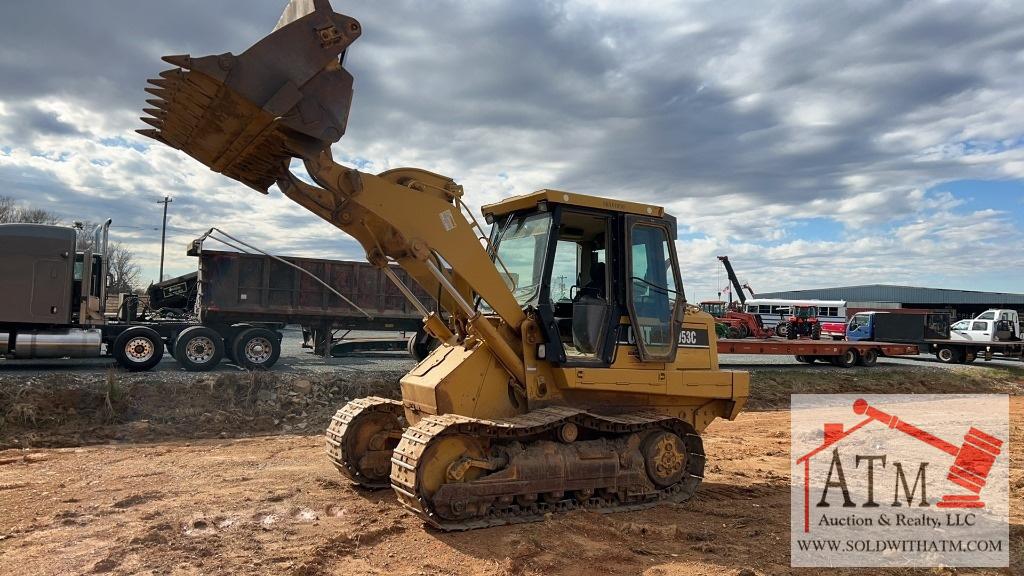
[717,256,746,305]
[136,0,527,381]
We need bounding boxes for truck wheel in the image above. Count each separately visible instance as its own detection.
[936,346,961,364]
[233,328,281,370]
[113,327,164,372]
[830,349,859,368]
[962,351,976,364]
[857,349,878,367]
[173,326,224,372]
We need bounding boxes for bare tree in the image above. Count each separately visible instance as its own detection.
[107,242,142,294]
[0,196,15,223]
[74,219,98,251]
[0,195,61,224]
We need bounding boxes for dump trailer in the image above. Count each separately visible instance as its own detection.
[140,0,749,530]
[188,243,436,356]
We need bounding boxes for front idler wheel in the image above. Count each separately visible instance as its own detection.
[326,398,405,489]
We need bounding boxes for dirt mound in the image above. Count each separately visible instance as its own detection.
[0,369,404,449]
[3,363,1022,450]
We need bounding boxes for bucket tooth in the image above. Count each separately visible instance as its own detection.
[161,54,192,69]
[146,98,170,110]
[147,78,176,89]
[136,128,164,141]
[142,108,166,118]
[140,116,164,129]
[144,86,168,98]
[159,68,185,80]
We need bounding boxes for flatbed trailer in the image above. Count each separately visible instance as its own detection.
[921,339,1024,364]
[717,338,919,368]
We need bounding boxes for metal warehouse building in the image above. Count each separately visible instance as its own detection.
[756,285,1024,320]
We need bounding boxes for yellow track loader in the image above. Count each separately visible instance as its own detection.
[139,0,749,530]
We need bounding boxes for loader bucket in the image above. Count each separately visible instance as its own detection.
[138,0,360,192]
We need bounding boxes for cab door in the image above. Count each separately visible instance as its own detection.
[624,216,682,362]
[966,320,992,341]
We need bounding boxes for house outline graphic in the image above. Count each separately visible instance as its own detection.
[795,398,1003,533]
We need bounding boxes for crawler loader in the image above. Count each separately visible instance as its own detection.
[138,0,749,530]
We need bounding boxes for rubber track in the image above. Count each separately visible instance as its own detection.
[325,396,404,489]
[390,407,705,530]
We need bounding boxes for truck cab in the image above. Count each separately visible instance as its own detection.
[845,312,874,341]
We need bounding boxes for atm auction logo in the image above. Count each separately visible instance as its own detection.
[790,394,1009,568]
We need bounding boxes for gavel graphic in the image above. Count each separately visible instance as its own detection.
[852,399,1003,508]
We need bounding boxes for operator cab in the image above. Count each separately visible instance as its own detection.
[700,301,728,318]
[483,190,683,366]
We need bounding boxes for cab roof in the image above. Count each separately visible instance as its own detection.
[481,189,664,219]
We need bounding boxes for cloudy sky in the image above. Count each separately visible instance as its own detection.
[1,0,1023,302]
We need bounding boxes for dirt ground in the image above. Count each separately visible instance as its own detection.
[0,365,1022,575]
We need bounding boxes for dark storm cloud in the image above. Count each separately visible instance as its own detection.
[4,1,1022,205]
[2,0,1024,288]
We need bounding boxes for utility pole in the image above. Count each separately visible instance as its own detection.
[157,196,173,281]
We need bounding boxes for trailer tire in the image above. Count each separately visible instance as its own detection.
[113,327,164,372]
[831,348,859,368]
[795,355,814,364]
[173,326,224,372]
[233,328,281,370]
[962,351,976,364]
[857,348,878,367]
[936,346,961,364]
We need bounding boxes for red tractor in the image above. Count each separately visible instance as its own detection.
[776,305,822,340]
[700,300,773,339]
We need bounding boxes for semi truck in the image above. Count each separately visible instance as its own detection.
[1,221,435,371]
[846,309,1023,364]
[1,220,286,371]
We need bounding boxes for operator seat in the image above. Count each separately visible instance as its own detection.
[572,262,609,355]
[581,262,606,298]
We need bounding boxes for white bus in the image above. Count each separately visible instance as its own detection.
[742,298,847,329]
